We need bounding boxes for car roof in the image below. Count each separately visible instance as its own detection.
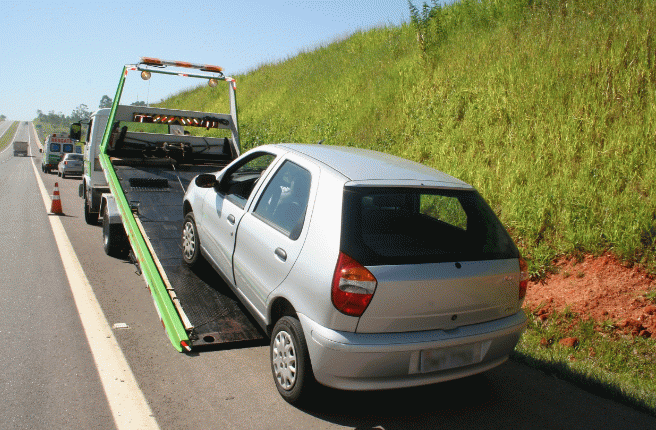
[275,143,471,189]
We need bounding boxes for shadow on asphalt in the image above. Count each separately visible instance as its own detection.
[299,359,655,430]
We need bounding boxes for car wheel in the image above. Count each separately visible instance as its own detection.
[271,316,315,405]
[182,213,202,266]
[102,205,128,258]
[61,172,66,178]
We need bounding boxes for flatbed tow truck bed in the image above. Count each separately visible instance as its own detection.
[113,159,264,347]
[95,58,262,351]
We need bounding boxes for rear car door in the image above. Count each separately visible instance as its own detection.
[232,157,318,319]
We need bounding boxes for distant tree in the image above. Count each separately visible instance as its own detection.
[71,104,91,122]
[99,95,113,108]
[0,114,6,121]
[131,101,147,106]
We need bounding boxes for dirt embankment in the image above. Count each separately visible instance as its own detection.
[524,253,656,338]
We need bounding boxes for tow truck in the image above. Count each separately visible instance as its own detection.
[90,58,263,351]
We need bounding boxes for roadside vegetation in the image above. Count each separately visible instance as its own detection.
[0,121,18,151]
[514,309,656,415]
[33,104,92,143]
[160,0,656,414]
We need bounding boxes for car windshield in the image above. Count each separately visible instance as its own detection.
[341,187,519,265]
[66,154,83,161]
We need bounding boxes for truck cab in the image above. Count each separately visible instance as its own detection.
[79,109,110,224]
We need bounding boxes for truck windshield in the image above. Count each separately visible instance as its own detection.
[50,143,61,152]
[63,144,74,153]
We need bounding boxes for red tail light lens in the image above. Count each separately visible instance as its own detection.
[519,257,529,300]
[331,252,377,317]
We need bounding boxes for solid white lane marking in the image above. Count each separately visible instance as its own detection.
[29,126,160,430]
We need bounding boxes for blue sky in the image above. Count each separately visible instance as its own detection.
[0,0,411,121]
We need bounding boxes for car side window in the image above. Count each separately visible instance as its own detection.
[253,160,311,240]
[221,152,276,208]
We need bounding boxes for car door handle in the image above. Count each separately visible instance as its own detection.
[275,247,287,262]
[227,214,235,225]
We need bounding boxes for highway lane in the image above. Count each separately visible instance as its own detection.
[20,122,656,429]
[0,122,115,429]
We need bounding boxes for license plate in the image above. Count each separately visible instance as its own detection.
[420,343,483,373]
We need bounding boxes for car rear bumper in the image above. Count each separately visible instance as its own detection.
[299,311,526,391]
[62,168,83,175]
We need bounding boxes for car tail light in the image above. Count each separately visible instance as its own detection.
[519,257,529,300]
[331,252,377,317]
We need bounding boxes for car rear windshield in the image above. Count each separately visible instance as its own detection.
[341,187,519,265]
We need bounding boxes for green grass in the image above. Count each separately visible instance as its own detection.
[162,0,656,279]
[514,309,656,415]
[0,121,18,151]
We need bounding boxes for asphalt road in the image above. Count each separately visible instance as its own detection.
[0,122,115,429]
[1,121,655,429]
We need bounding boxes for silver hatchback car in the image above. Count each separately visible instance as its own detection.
[57,153,84,178]
[182,144,527,404]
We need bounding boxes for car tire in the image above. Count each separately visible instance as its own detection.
[61,172,65,178]
[102,205,128,258]
[182,213,202,267]
[271,316,316,405]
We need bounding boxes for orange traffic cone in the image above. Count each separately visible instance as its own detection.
[50,182,63,215]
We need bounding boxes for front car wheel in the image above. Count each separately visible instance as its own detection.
[182,213,202,266]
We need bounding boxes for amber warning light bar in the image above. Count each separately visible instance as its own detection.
[140,57,223,73]
[133,113,229,130]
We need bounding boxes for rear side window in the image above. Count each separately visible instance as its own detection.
[254,161,311,240]
[341,187,518,265]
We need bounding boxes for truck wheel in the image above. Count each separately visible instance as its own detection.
[182,213,202,266]
[102,205,128,258]
[271,316,315,405]
[84,197,99,225]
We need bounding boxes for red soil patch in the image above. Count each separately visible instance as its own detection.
[524,253,656,339]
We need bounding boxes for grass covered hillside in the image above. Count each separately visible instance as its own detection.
[165,0,656,278]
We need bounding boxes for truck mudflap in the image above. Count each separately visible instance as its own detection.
[113,161,264,349]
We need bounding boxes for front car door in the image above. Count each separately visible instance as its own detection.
[232,156,319,320]
[200,151,278,284]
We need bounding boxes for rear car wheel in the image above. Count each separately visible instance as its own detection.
[182,213,202,267]
[270,316,315,405]
[102,205,128,258]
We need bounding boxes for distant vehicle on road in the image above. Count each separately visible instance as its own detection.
[13,140,28,157]
[58,153,84,178]
[182,143,529,405]
[41,133,77,173]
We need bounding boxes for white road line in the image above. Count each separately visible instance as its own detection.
[28,126,160,430]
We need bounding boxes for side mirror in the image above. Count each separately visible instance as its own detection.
[70,122,82,141]
[195,174,217,188]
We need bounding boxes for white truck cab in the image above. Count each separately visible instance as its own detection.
[79,108,110,224]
